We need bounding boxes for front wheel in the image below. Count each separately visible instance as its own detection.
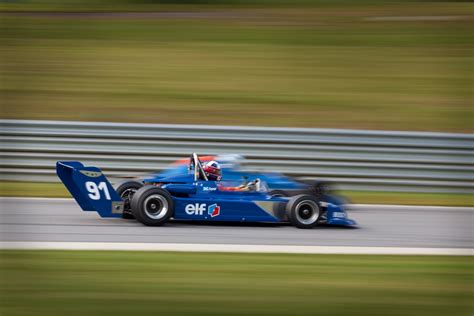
[286,195,322,229]
[131,186,174,226]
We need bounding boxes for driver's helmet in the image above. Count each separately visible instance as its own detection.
[203,160,222,181]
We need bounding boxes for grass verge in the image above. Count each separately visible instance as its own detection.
[0,250,472,316]
[0,181,472,206]
[341,190,473,207]
[1,2,472,132]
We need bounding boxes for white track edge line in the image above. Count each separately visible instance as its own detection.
[0,197,73,201]
[1,242,472,255]
[349,204,474,211]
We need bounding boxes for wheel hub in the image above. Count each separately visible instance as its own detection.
[143,194,169,220]
[295,200,320,225]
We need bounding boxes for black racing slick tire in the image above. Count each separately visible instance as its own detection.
[131,186,174,226]
[286,195,322,229]
[299,180,332,198]
[114,180,143,219]
[312,182,331,198]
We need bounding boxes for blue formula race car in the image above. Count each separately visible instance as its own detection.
[149,154,347,202]
[154,154,308,190]
[57,153,356,229]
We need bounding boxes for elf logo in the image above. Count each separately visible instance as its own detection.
[208,204,220,217]
[185,203,220,217]
[185,203,206,215]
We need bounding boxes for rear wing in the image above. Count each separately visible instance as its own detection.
[56,161,124,217]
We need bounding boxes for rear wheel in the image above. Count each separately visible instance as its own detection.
[131,186,174,226]
[114,180,143,219]
[286,195,322,229]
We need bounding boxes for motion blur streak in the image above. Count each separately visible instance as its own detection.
[1,198,472,249]
[1,242,472,255]
[1,1,473,315]
[1,1,472,132]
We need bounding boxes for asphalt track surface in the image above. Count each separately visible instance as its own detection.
[0,198,472,249]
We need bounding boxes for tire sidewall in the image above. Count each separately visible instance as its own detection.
[131,186,174,226]
[286,195,321,229]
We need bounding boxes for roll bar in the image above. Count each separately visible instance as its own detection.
[188,153,208,182]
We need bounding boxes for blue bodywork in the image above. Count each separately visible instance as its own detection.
[56,159,356,227]
[148,164,306,190]
[164,179,286,223]
[56,161,124,218]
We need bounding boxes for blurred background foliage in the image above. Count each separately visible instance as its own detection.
[1,0,473,131]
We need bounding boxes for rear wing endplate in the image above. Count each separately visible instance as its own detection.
[56,161,124,218]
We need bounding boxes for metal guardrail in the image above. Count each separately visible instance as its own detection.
[1,119,473,193]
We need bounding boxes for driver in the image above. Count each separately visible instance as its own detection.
[202,160,222,181]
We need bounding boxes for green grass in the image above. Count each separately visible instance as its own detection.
[0,250,472,316]
[0,181,70,198]
[342,190,474,207]
[1,2,473,132]
[1,181,472,206]
[1,0,470,12]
